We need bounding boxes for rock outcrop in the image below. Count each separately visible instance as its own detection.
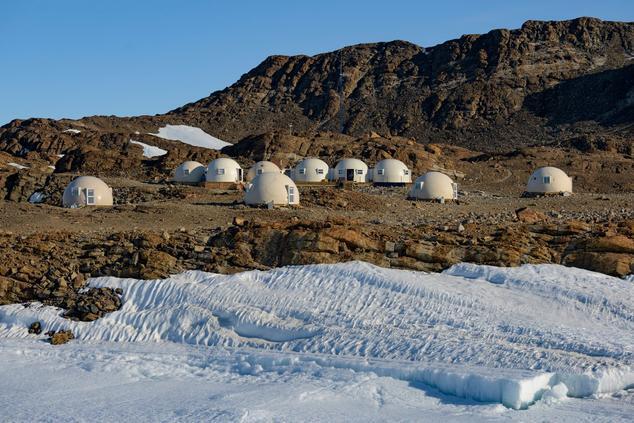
[2,214,632,323]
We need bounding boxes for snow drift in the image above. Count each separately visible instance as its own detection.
[0,262,632,409]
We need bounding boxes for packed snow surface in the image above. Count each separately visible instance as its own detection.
[63,128,81,134]
[149,124,230,150]
[1,262,633,420]
[129,139,168,158]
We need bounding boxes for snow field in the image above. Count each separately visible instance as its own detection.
[149,124,231,150]
[0,262,633,410]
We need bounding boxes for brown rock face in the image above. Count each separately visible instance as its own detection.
[169,18,634,151]
[563,234,634,276]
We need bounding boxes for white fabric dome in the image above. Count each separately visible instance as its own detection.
[63,176,113,207]
[372,159,412,184]
[292,158,329,183]
[331,158,369,182]
[206,158,243,183]
[526,167,572,194]
[409,171,457,201]
[244,173,299,206]
[246,161,281,182]
[173,161,205,183]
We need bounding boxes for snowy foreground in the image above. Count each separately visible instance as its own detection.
[1,262,633,421]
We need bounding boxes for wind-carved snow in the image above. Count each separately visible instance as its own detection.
[63,129,81,134]
[149,124,231,150]
[129,140,168,158]
[0,262,633,410]
[7,162,29,170]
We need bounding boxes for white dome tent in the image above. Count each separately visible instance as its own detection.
[409,171,458,202]
[372,159,412,185]
[525,167,572,196]
[331,158,370,183]
[292,158,329,183]
[173,161,205,184]
[62,176,113,208]
[206,158,243,183]
[244,173,300,207]
[246,161,281,182]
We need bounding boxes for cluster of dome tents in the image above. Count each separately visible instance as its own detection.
[59,157,574,208]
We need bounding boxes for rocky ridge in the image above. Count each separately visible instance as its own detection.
[170,17,634,151]
[1,209,633,321]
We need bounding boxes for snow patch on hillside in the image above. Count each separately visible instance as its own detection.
[149,124,230,150]
[63,129,81,134]
[130,140,168,158]
[7,162,28,170]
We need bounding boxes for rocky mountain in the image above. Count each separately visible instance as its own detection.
[168,17,634,151]
[1,16,633,186]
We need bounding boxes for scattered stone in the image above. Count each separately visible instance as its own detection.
[47,330,74,345]
[233,217,246,226]
[28,321,42,335]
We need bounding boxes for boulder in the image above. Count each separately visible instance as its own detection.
[516,207,547,224]
[47,330,75,345]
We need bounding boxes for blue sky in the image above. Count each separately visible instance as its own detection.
[1,0,632,125]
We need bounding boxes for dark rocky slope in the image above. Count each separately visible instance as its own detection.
[169,17,634,151]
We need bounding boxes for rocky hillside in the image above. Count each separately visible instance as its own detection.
[169,17,634,151]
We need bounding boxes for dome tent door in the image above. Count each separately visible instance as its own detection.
[346,169,355,181]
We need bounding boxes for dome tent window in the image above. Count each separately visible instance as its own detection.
[216,169,225,175]
[543,176,551,184]
[86,189,95,205]
[377,169,385,175]
[356,169,363,174]
[299,168,306,175]
[316,168,324,175]
[183,169,190,176]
